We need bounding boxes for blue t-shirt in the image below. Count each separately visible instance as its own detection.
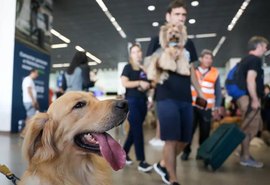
[121,64,148,99]
[146,36,198,102]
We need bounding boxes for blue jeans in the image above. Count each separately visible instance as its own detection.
[123,97,147,161]
[23,102,37,118]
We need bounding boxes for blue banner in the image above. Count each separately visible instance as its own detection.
[11,40,50,132]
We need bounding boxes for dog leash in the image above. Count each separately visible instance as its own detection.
[0,164,20,185]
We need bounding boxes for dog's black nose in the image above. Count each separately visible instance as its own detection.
[115,100,128,113]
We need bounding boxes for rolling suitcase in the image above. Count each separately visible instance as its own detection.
[197,124,245,171]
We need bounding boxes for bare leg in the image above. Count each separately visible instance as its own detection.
[241,133,251,160]
[163,141,178,183]
[176,142,186,156]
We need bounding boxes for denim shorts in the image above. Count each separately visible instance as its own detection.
[23,102,36,118]
[157,99,193,142]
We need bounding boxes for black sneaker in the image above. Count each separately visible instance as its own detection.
[153,162,170,184]
[162,173,170,185]
[137,161,153,172]
[126,155,133,165]
[181,152,190,161]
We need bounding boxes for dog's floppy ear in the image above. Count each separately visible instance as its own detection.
[159,24,168,49]
[178,24,187,46]
[22,112,57,164]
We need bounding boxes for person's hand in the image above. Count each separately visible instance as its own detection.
[32,100,39,110]
[198,93,206,100]
[251,98,261,110]
[212,108,221,121]
[32,100,36,107]
[138,81,150,91]
[195,97,207,110]
[165,47,178,60]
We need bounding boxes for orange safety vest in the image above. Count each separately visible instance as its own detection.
[191,67,219,109]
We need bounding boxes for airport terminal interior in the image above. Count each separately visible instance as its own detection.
[1,0,270,184]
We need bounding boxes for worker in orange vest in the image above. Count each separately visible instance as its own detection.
[181,49,222,160]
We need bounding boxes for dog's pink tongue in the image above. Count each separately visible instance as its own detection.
[92,133,126,171]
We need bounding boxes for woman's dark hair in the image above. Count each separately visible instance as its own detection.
[67,51,88,74]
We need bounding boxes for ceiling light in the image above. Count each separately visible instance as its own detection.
[74,46,101,64]
[110,17,115,22]
[213,36,226,56]
[241,1,250,10]
[152,22,159,27]
[96,0,108,11]
[75,45,85,52]
[195,33,217,38]
[189,19,196,24]
[227,0,251,31]
[96,1,127,39]
[86,52,102,64]
[148,5,155,11]
[228,24,233,31]
[51,43,68,49]
[135,37,151,42]
[50,29,70,43]
[52,63,70,68]
[119,30,127,38]
[191,1,199,7]
[188,35,195,39]
[88,62,97,66]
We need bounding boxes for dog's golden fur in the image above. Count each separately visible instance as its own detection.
[18,92,128,185]
[145,23,189,85]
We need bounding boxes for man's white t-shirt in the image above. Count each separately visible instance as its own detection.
[22,76,37,103]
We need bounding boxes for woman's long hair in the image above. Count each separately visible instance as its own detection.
[67,51,88,74]
[129,43,142,71]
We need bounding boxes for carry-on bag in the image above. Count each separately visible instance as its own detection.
[197,124,245,171]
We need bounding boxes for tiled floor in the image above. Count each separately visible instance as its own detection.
[0,126,269,185]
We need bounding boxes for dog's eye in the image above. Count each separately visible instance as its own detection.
[73,101,87,109]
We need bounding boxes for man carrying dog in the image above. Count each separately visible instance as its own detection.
[146,0,204,184]
[181,49,222,161]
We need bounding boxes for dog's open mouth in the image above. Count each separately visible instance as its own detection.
[74,132,126,171]
[169,36,179,47]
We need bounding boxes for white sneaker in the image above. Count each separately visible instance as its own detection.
[125,156,133,165]
[240,158,264,168]
[154,139,165,146]
[149,138,158,145]
[149,138,165,146]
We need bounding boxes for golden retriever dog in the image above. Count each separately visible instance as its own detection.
[18,92,128,185]
[145,23,189,85]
